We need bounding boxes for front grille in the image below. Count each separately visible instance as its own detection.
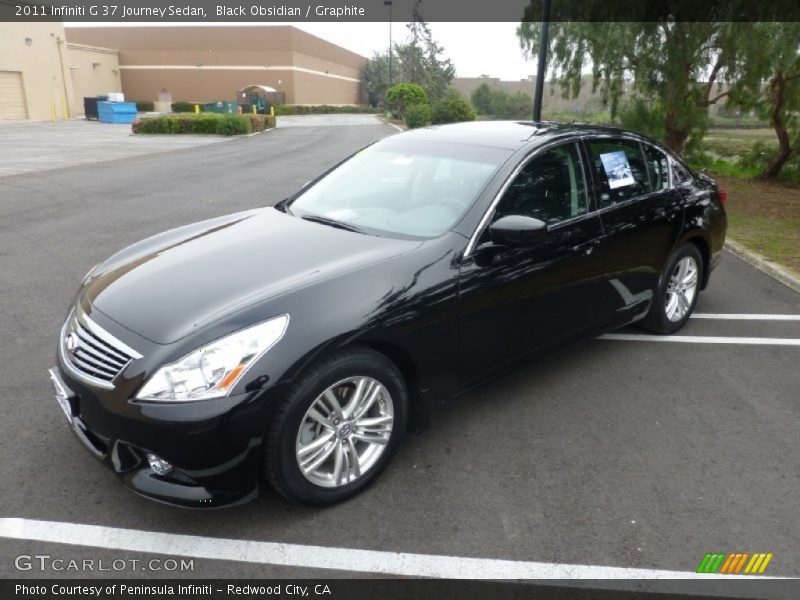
[61,310,142,388]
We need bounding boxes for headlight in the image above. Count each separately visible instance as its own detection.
[135,314,289,402]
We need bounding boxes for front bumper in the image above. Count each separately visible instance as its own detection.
[48,365,267,508]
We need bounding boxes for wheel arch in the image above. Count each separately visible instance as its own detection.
[683,235,711,290]
[356,339,431,434]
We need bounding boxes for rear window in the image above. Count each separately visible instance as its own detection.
[586,139,651,207]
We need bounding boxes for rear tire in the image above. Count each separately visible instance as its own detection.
[640,243,703,335]
[264,347,408,505]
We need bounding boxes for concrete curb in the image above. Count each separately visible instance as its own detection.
[376,115,405,132]
[725,238,800,295]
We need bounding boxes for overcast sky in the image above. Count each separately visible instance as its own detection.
[65,22,539,81]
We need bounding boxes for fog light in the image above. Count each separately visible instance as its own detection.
[146,453,173,476]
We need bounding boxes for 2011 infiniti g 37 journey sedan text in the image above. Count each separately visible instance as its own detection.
[51,122,726,507]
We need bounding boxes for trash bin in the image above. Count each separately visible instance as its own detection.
[97,101,138,124]
[84,97,99,120]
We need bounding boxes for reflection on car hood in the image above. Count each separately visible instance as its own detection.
[82,208,421,344]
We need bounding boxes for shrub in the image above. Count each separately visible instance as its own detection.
[484,89,532,119]
[404,103,432,129]
[132,113,275,136]
[431,90,476,125]
[171,101,197,113]
[385,83,428,118]
[135,100,155,112]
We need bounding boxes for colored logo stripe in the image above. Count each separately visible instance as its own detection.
[697,552,773,574]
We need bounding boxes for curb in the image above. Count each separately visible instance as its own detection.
[376,115,405,132]
[725,238,800,295]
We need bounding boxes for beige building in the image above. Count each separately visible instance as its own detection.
[0,22,120,120]
[66,26,366,106]
[67,43,122,108]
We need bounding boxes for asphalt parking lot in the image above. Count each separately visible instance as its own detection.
[0,119,228,178]
[0,115,798,585]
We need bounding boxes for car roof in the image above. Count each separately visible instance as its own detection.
[394,120,640,150]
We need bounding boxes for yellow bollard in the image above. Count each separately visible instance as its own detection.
[238,106,242,114]
[270,105,275,118]
[49,99,56,122]
[195,104,200,114]
[61,99,68,121]
[252,105,256,115]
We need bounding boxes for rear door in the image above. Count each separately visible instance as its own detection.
[458,141,605,387]
[583,137,683,329]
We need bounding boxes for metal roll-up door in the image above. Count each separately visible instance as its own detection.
[0,71,28,120]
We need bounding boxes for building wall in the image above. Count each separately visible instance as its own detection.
[66,43,121,113]
[65,26,366,107]
[0,22,75,120]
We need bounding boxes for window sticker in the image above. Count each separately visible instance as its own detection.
[599,150,635,189]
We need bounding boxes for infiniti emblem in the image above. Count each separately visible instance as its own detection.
[338,423,352,438]
[65,332,79,353]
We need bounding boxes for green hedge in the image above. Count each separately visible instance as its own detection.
[171,101,197,113]
[132,113,275,136]
[135,100,155,112]
[273,104,378,116]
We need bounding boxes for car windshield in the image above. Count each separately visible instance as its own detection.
[288,139,512,238]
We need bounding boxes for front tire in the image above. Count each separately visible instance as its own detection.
[264,347,408,505]
[640,243,703,334]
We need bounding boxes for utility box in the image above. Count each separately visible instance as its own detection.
[97,101,137,124]
[203,101,238,114]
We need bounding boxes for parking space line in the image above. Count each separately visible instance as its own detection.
[600,334,800,346]
[0,517,754,579]
[692,314,800,321]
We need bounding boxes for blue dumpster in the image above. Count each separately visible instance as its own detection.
[97,101,138,124]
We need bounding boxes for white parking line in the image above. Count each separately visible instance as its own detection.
[692,314,800,321]
[0,517,753,580]
[600,334,800,346]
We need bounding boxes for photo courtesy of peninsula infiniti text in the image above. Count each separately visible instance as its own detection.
[50,121,727,507]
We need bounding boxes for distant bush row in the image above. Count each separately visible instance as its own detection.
[132,113,275,136]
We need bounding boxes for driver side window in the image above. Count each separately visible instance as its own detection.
[493,143,589,226]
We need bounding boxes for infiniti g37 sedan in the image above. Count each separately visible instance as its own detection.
[51,122,726,506]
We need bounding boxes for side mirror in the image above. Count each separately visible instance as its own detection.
[489,215,547,246]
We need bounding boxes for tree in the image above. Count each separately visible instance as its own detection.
[727,22,800,179]
[394,0,455,102]
[471,83,493,115]
[362,52,392,108]
[517,19,748,154]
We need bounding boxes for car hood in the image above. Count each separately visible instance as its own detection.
[82,208,422,344]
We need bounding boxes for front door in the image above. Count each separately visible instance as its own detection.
[458,141,606,388]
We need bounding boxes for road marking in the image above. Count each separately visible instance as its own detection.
[692,314,800,321]
[0,517,757,580]
[600,334,800,346]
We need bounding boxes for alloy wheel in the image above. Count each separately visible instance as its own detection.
[295,376,394,488]
[665,256,699,322]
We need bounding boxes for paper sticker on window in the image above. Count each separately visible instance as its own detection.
[599,150,635,189]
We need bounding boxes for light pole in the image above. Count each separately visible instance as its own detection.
[533,0,551,122]
[384,0,393,86]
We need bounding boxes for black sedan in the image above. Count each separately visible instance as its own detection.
[51,121,726,507]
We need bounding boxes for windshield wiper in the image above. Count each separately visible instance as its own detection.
[300,214,365,234]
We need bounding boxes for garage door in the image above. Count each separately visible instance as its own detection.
[0,71,27,120]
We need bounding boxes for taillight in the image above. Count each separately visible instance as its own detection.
[718,187,728,205]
